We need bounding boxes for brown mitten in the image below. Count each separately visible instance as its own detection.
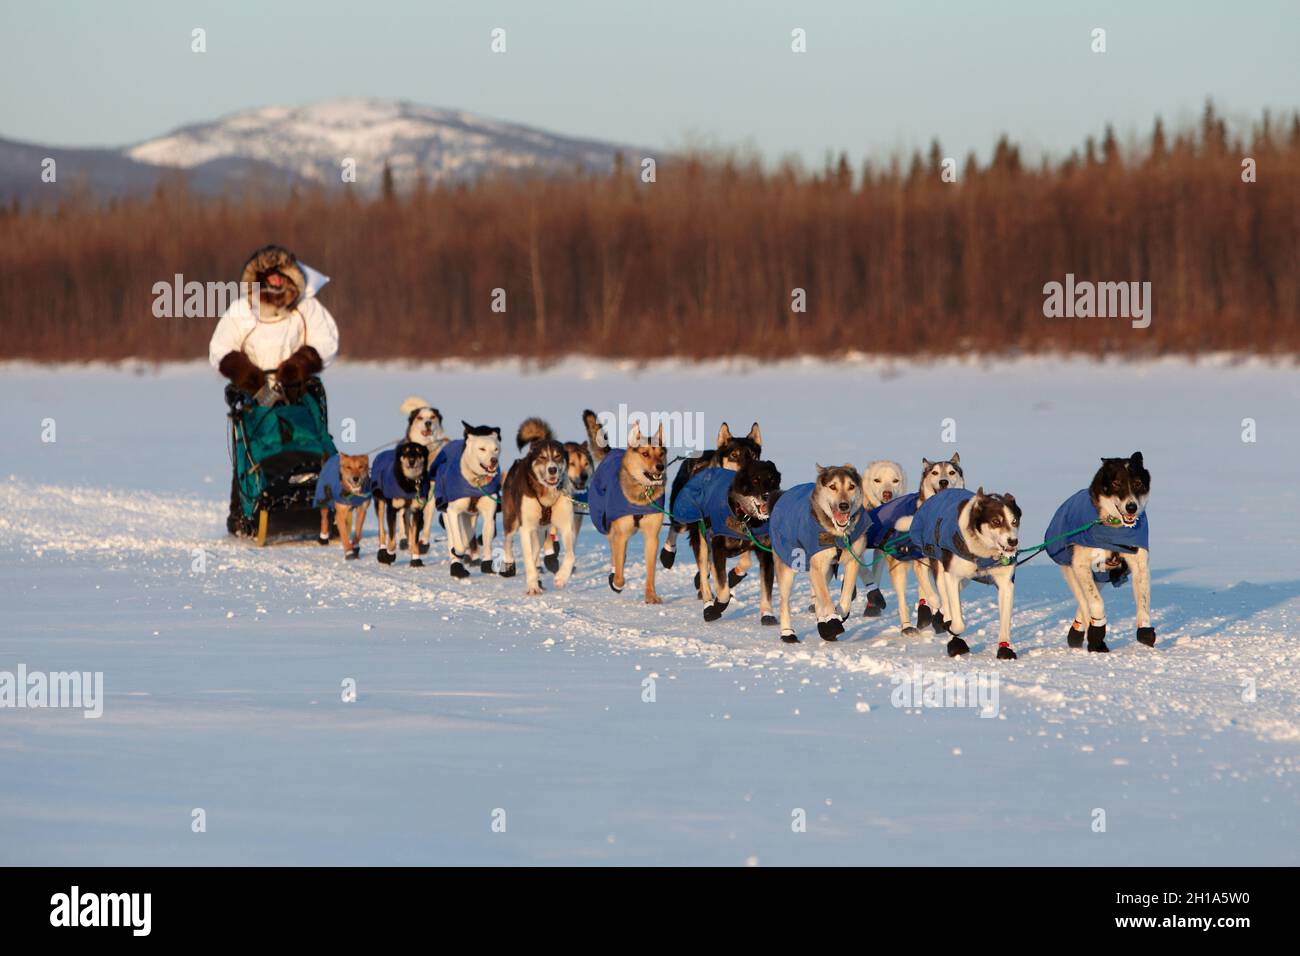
[218,350,266,394]
[276,346,323,387]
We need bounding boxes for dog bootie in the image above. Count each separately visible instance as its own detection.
[932,611,949,634]
[817,617,844,641]
[1136,626,1157,647]
[347,547,360,561]
[417,540,430,556]
[410,558,424,568]
[659,546,675,569]
[398,537,407,552]
[863,588,886,617]
[544,553,560,574]
[703,598,730,622]
[499,562,517,578]
[450,561,470,579]
[377,549,396,566]
[780,630,800,644]
[608,573,624,593]
[946,636,970,657]
[318,534,330,546]
[761,614,778,626]
[728,568,746,588]
[1067,622,1085,648]
[914,602,933,629]
[996,642,1018,660]
[480,559,496,575]
[1086,622,1109,653]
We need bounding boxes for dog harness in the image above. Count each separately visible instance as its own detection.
[769,482,867,568]
[864,491,923,558]
[370,448,430,505]
[431,439,501,511]
[1045,488,1149,584]
[313,454,369,509]
[672,467,770,541]
[909,488,1002,570]
[587,449,665,536]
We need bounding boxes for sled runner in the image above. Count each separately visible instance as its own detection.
[226,379,337,545]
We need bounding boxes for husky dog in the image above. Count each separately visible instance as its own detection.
[586,421,669,603]
[517,417,594,574]
[674,459,782,624]
[909,487,1022,659]
[582,409,612,466]
[1045,453,1153,652]
[769,465,868,643]
[500,426,578,595]
[660,422,762,577]
[856,459,907,616]
[397,396,449,554]
[369,442,430,567]
[870,453,964,633]
[430,423,502,578]
[314,453,371,559]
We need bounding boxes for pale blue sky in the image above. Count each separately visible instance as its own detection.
[2,0,1296,165]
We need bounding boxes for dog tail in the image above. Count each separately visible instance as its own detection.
[516,417,554,451]
[400,395,434,418]
[583,409,610,464]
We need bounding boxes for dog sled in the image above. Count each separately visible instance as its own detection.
[226,378,336,545]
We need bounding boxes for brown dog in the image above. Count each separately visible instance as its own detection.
[588,421,669,604]
[314,453,371,559]
[500,433,577,594]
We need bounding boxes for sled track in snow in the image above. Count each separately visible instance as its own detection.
[4,480,1300,750]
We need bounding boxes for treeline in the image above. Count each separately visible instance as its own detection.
[2,102,1297,361]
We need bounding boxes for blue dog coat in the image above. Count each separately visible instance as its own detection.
[864,491,923,558]
[672,467,769,541]
[313,454,369,509]
[769,482,868,568]
[1046,489,1149,584]
[909,488,1003,571]
[587,449,665,536]
[370,448,430,504]
[430,439,501,511]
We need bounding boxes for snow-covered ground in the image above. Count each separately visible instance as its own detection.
[1,358,1297,865]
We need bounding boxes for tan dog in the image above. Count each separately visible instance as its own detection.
[314,453,371,560]
[587,421,668,604]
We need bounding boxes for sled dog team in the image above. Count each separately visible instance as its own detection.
[312,398,1155,659]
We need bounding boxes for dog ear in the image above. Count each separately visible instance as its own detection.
[921,458,932,471]
[716,422,732,446]
[493,428,501,440]
[1129,451,1144,467]
[747,422,762,445]
[950,452,960,466]
[462,420,473,437]
[653,422,665,447]
[975,485,985,497]
[627,421,643,447]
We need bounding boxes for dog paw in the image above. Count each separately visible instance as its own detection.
[317,534,331,546]
[728,568,746,588]
[450,561,470,579]
[915,603,933,629]
[345,549,359,561]
[417,540,430,556]
[554,572,571,589]
[1086,622,1109,653]
[480,559,496,575]
[544,553,560,574]
[1067,625,1085,648]
[996,643,1018,660]
[377,549,396,566]
[901,626,920,637]
[499,562,517,577]
[644,593,663,605]
[780,630,800,644]
[397,537,407,552]
[1136,626,1157,647]
[410,558,424,568]
[946,636,970,657]
[526,584,545,596]
[932,612,950,634]
[608,573,624,594]
[866,587,886,610]
[761,614,778,626]
[703,598,730,622]
[863,602,882,618]
[659,547,676,569]
[817,618,844,641]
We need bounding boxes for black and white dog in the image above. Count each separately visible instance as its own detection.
[370,441,431,567]
[398,396,448,554]
[908,486,1022,659]
[1045,453,1153,652]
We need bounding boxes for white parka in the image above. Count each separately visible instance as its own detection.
[207,294,340,372]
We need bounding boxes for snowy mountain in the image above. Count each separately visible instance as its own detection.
[126,97,640,189]
[0,97,647,204]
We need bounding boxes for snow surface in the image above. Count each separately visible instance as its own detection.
[1,358,1297,865]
